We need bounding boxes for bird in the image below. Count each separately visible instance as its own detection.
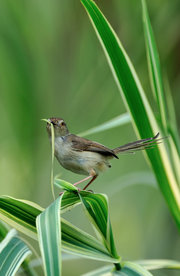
[46,117,163,191]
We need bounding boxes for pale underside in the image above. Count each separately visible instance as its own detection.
[54,136,112,176]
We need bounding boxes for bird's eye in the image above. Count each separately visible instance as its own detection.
[61,122,65,126]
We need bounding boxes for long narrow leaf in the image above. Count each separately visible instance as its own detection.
[82,265,112,276]
[61,215,118,263]
[120,262,153,276]
[0,196,118,263]
[164,79,180,183]
[36,196,62,276]
[0,196,43,240]
[61,192,81,213]
[137,259,180,270]
[165,79,180,155]
[141,0,180,185]
[80,0,180,229]
[83,262,154,276]
[79,191,120,266]
[0,229,32,276]
[141,0,167,131]
[54,178,78,192]
[78,113,131,137]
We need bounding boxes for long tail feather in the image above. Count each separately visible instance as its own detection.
[113,133,166,154]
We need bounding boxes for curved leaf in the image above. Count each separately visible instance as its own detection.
[0,196,118,263]
[141,0,167,131]
[80,0,180,229]
[137,259,180,270]
[0,229,32,276]
[79,191,120,266]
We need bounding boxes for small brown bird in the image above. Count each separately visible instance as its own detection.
[46,117,162,191]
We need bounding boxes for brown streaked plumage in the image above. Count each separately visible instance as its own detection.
[46,117,163,191]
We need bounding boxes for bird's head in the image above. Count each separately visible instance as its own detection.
[46,118,69,137]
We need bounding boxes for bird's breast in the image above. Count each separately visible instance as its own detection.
[54,137,111,175]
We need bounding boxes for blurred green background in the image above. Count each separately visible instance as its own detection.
[0,0,179,275]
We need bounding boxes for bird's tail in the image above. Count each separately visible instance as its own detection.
[113,133,165,154]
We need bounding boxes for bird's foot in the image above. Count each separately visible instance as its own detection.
[59,187,81,196]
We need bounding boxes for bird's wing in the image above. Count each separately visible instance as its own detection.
[67,134,118,159]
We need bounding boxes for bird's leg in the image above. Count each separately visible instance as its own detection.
[73,169,97,191]
[83,175,97,191]
[73,175,92,186]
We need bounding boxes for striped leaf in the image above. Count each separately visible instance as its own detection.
[141,0,167,131]
[82,262,153,276]
[61,192,81,213]
[54,178,78,192]
[61,216,118,263]
[0,196,118,263]
[82,265,112,276]
[83,259,180,275]
[141,0,180,185]
[119,262,153,276]
[36,196,62,276]
[0,196,43,240]
[137,259,180,270]
[0,229,32,276]
[80,0,180,229]
[165,79,180,155]
[79,191,120,268]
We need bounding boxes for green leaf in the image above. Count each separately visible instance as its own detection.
[36,196,62,276]
[141,0,167,131]
[82,262,154,276]
[164,79,180,155]
[0,196,43,240]
[80,0,180,229]
[0,229,32,276]
[79,191,120,265]
[163,79,180,183]
[137,259,180,270]
[0,221,9,241]
[78,113,131,137]
[83,260,180,275]
[82,265,113,276]
[61,192,81,213]
[141,0,180,186]
[61,215,118,263]
[119,262,153,276]
[0,196,118,263]
[54,178,81,213]
[54,178,78,192]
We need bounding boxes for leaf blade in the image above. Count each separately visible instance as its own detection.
[120,262,153,276]
[79,191,120,263]
[136,259,180,270]
[141,0,167,131]
[80,0,180,229]
[36,196,62,276]
[0,196,118,263]
[0,229,32,276]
